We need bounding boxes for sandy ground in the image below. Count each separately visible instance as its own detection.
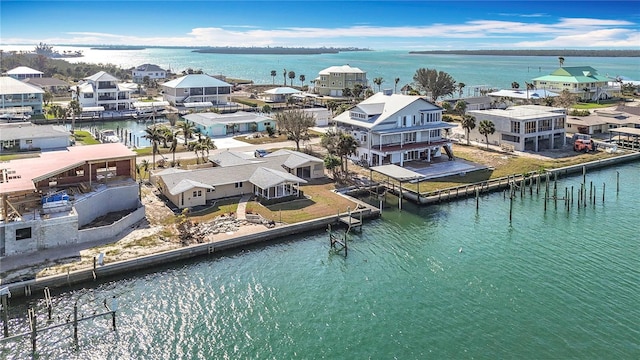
[3,185,271,283]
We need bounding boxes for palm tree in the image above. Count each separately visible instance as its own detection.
[478,120,495,149]
[288,71,296,86]
[373,77,384,92]
[283,68,287,86]
[169,129,181,165]
[558,56,565,67]
[299,74,306,87]
[457,82,466,98]
[394,77,400,94]
[352,83,363,99]
[67,99,82,134]
[178,120,196,144]
[337,132,358,174]
[270,70,277,84]
[342,87,352,99]
[460,114,476,146]
[142,126,164,169]
[511,81,520,89]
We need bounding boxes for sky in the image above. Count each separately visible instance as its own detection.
[1,0,639,50]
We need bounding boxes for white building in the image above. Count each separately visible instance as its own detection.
[467,105,567,152]
[6,66,44,80]
[0,76,45,116]
[313,65,367,97]
[0,122,70,152]
[161,74,232,106]
[302,108,330,127]
[333,91,455,166]
[132,63,168,83]
[73,71,134,111]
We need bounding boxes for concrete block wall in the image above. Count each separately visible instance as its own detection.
[74,183,140,226]
[1,213,79,256]
[78,206,146,243]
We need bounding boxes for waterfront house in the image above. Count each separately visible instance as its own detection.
[532,66,614,101]
[0,122,70,153]
[262,87,301,102]
[333,91,455,166]
[132,63,168,83]
[312,65,367,97]
[182,111,275,137]
[467,105,567,152]
[565,108,640,136]
[160,74,232,106]
[73,71,134,111]
[156,149,324,209]
[0,76,45,117]
[0,143,142,256]
[6,66,43,80]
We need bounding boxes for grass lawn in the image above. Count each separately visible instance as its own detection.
[0,153,40,161]
[572,101,621,110]
[74,130,100,145]
[187,179,356,224]
[359,143,623,194]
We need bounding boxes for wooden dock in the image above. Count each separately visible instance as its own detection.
[339,216,362,227]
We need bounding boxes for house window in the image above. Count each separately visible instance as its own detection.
[16,227,32,240]
[511,121,521,134]
[430,129,440,138]
[525,121,537,134]
[404,133,416,143]
[26,139,33,144]
[193,191,197,197]
[554,118,565,129]
[197,190,202,196]
[539,119,551,131]
[206,188,213,192]
[235,182,243,188]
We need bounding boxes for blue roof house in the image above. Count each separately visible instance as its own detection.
[182,111,275,137]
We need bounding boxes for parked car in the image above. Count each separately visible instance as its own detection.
[254,149,268,157]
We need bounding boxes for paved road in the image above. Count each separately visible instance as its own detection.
[137,132,324,163]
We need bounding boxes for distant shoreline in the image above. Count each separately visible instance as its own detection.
[192,47,372,55]
[408,49,640,57]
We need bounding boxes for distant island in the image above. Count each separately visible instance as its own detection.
[408,49,640,57]
[91,46,147,50]
[192,47,371,55]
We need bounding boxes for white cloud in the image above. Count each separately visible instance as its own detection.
[2,17,638,49]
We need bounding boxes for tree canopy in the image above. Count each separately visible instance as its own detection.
[412,68,456,102]
[274,109,316,151]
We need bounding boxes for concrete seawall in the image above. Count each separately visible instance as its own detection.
[388,152,640,205]
[5,207,379,299]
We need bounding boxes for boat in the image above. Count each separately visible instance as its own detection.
[99,129,120,143]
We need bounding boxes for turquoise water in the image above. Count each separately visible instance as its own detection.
[3,45,639,90]
[3,162,639,359]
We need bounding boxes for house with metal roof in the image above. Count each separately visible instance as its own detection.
[72,71,134,111]
[532,66,614,101]
[182,111,275,137]
[262,87,301,102]
[156,149,324,209]
[161,74,232,106]
[6,66,43,80]
[313,65,367,97]
[333,91,456,167]
[0,76,45,116]
[0,143,142,256]
[467,105,567,152]
[0,122,70,153]
[132,63,168,83]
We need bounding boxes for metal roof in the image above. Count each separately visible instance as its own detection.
[7,66,43,75]
[0,123,69,141]
[264,87,301,95]
[609,127,640,136]
[370,164,423,182]
[133,101,170,108]
[0,76,45,95]
[161,74,232,89]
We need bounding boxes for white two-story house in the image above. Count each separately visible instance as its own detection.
[132,63,168,83]
[333,91,456,167]
[161,74,232,106]
[467,105,567,152]
[73,71,133,111]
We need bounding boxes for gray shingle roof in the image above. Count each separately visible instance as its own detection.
[0,123,68,141]
[250,167,307,189]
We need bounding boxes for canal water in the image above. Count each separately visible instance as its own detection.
[67,118,171,148]
[2,162,639,359]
